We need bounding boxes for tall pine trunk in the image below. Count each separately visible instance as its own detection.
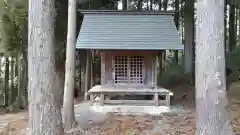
[195,0,234,134]
[122,0,127,10]
[224,0,227,51]
[228,4,236,51]
[184,0,194,74]
[174,0,179,63]
[63,0,77,130]
[162,0,168,72]
[84,51,90,100]
[137,0,142,10]
[4,57,9,106]
[158,0,162,10]
[9,57,14,105]
[28,0,64,134]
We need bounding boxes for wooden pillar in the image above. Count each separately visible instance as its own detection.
[154,93,159,106]
[166,95,170,106]
[100,93,104,106]
[101,51,106,85]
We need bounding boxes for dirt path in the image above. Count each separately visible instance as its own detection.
[0,111,27,135]
[1,82,240,135]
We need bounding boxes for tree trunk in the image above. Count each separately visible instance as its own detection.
[4,57,9,106]
[195,0,234,135]
[19,56,27,108]
[90,51,94,87]
[184,0,194,74]
[150,0,153,10]
[137,0,142,10]
[174,0,180,63]
[122,0,127,10]
[228,4,236,51]
[28,0,64,134]
[56,71,64,106]
[158,0,162,10]
[163,0,168,10]
[162,0,168,72]
[63,0,77,130]
[15,54,21,111]
[224,0,227,51]
[8,57,14,105]
[84,51,90,100]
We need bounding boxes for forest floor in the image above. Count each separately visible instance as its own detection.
[1,82,240,135]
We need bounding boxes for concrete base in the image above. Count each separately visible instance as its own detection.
[89,104,171,115]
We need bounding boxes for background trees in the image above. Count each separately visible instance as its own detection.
[1,0,240,133]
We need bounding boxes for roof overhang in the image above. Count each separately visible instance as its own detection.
[79,10,176,15]
[76,10,183,50]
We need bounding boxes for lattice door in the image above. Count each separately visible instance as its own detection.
[114,56,128,84]
[129,56,144,84]
[114,55,144,84]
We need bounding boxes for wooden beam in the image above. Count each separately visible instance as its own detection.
[94,100,166,106]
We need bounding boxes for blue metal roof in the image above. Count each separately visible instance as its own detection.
[76,10,183,50]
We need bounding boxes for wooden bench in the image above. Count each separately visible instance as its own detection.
[86,85,173,107]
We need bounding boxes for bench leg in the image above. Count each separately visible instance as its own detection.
[166,95,170,106]
[100,93,104,106]
[154,93,159,106]
[90,94,94,101]
[84,92,88,101]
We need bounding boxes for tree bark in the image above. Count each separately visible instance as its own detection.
[184,0,194,74]
[122,0,127,10]
[150,0,153,10]
[224,0,227,51]
[19,56,27,108]
[174,0,180,63]
[9,57,14,105]
[16,53,21,111]
[163,0,168,10]
[28,0,64,134]
[158,0,162,10]
[63,0,76,130]
[90,51,94,87]
[137,0,142,10]
[4,57,9,106]
[162,0,168,72]
[84,51,90,100]
[195,0,234,135]
[228,4,236,51]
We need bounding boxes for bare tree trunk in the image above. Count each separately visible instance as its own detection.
[84,51,90,100]
[184,0,194,73]
[15,53,21,111]
[63,0,77,130]
[229,4,236,51]
[56,71,64,106]
[90,51,94,87]
[19,56,27,108]
[122,0,127,10]
[9,57,14,105]
[28,0,64,134]
[137,0,142,10]
[195,0,234,135]
[150,0,153,10]
[174,0,180,63]
[158,0,162,10]
[163,0,168,10]
[4,57,9,106]
[224,0,227,51]
[162,0,168,72]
